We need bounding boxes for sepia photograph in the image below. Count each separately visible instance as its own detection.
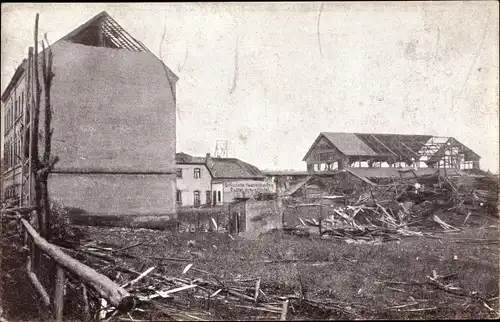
[1,1,499,321]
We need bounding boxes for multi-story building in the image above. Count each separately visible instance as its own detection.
[1,11,178,217]
[175,153,274,207]
[175,153,213,207]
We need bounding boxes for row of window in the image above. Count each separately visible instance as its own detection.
[314,152,337,162]
[176,190,222,207]
[3,135,23,170]
[177,168,202,179]
[4,91,25,133]
[313,162,339,172]
[4,185,19,199]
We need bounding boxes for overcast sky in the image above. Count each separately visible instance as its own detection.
[1,2,499,173]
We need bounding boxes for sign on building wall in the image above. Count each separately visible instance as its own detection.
[223,181,276,199]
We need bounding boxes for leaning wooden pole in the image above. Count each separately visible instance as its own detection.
[32,13,44,238]
[41,32,57,242]
[20,218,132,308]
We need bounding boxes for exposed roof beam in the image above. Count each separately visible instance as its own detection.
[100,24,138,51]
[369,134,398,157]
[103,15,148,51]
[400,142,420,157]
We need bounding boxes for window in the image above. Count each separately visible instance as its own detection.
[176,190,182,204]
[206,191,211,205]
[217,191,221,202]
[193,191,201,207]
[13,139,17,166]
[176,168,183,178]
[194,168,201,179]
[17,138,20,165]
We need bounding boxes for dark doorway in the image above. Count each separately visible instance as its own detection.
[228,200,247,234]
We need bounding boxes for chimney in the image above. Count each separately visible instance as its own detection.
[205,153,211,164]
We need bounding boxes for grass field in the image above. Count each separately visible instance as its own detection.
[81,212,499,320]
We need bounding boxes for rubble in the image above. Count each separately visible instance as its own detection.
[51,239,370,321]
[285,172,499,241]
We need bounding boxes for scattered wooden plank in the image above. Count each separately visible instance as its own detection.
[403,306,437,312]
[232,304,281,314]
[122,267,155,288]
[228,289,255,302]
[383,302,418,310]
[254,278,261,302]
[182,263,193,275]
[115,242,143,253]
[151,284,197,299]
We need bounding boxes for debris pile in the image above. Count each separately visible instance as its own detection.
[55,240,365,321]
[288,173,498,241]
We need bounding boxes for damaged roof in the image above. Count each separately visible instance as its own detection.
[175,153,265,180]
[303,132,480,162]
[2,11,178,101]
[283,176,314,196]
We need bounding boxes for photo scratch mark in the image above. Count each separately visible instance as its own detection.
[177,40,189,73]
[317,2,324,58]
[158,17,183,125]
[229,34,239,95]
[434,25,440,63]
[159,17,167,60]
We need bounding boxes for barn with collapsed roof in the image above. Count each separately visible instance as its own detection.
[303,132,481,173]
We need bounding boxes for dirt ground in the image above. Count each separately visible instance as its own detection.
[1,208,498,321]
[78,212,499,320]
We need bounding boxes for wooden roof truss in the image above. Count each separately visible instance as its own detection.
[353,134,479,167]
[63,11,149,52]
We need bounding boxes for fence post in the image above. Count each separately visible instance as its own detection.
[236,212,240,235]
[53,265,65,321]
[318,204,322,236]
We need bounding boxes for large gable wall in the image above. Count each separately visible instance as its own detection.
[304,136,345,164]
[33,41,177,216]
[39,41,176,172]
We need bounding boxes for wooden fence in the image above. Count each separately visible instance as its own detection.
[0,207,133,321]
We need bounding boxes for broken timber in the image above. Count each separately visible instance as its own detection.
[18,216,132,308]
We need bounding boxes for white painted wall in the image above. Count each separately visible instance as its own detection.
[176,164,211,207]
